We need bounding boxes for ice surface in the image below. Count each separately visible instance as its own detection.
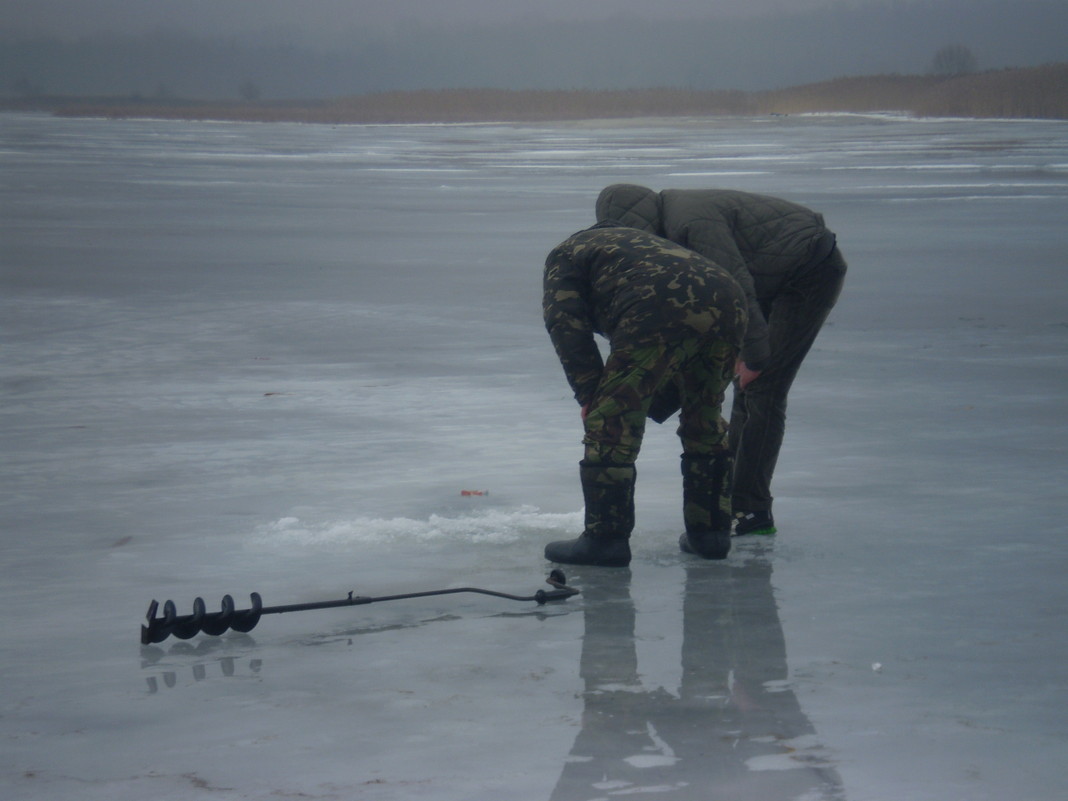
[2,111,1067,800]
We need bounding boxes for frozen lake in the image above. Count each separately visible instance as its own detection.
[2,110,1067,800]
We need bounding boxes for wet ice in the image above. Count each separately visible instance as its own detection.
[2,111,1067,800]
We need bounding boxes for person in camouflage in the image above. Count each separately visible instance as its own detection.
[596,184,848,537]
[542,222,748,567]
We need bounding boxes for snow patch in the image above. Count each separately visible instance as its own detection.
[250,507,583,547]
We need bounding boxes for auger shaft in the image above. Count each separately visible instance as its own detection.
[141,571,579,645]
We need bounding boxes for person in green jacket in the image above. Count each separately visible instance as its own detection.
[542,222,748,567]
[596,184,847,536]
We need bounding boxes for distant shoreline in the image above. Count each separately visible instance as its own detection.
[4,63,1066,123]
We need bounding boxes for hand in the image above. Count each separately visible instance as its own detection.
[581,403,590,422]
[735,359,762,390]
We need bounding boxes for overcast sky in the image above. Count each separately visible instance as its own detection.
[4,0,1065,97]
[5,0,867,41]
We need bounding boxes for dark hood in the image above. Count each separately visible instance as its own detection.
[595,184,663,235]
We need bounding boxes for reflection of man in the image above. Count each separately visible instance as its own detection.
[542,223,747,566]
[596,185,848,537]
[549,555,845,800]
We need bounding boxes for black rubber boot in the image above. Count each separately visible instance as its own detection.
[545,462,635,567]
[679,452,733,560]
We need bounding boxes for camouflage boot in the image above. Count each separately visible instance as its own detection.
[544,462,635,567]
[679,452,733,560]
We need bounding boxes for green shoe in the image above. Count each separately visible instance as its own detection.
[734,510,777,536]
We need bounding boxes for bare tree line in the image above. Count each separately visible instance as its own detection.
[16,63,1065,122]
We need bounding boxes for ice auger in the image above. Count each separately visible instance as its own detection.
[141,570,580,644]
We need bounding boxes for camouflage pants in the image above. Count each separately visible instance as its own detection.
[583,337,737,465]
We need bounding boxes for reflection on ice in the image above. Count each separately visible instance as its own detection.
[142,634,263,695]
[550,546,844,801]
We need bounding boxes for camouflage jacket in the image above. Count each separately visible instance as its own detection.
[596,184,839,370]
[543,225,747,406]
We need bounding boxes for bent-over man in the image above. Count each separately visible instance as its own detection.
[596,184,848,536]
[542,222,747,566]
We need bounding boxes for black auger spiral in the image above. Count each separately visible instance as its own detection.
[141,570,579,644]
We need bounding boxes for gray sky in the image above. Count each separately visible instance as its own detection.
[5,0,863,41]
[4,0,1065,97]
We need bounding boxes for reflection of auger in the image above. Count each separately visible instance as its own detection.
[141,570,580,644]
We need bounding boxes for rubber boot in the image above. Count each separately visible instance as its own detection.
[679,452,732,560]
[544,462,635,567]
